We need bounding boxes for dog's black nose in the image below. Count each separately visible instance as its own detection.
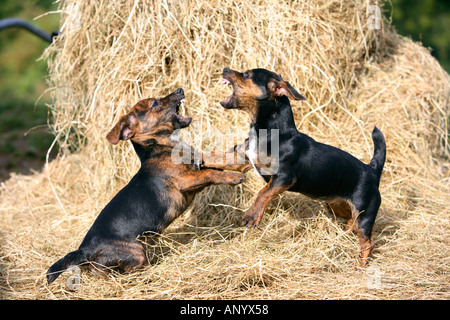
[175,88,184,95]
[223,68,230,73]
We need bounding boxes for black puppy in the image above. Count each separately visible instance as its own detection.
[217,68,386,265]
[46,88,246,284]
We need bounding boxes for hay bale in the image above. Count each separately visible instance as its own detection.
[0,0,448,299]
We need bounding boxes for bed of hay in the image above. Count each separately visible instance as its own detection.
[1,0,449,300]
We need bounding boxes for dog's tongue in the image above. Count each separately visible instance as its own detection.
[178,114,190,121]
[221,78,230,85]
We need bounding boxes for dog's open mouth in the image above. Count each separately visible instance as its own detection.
[174,98,192,127]
[175,98,185,114]
[220,77,234,107]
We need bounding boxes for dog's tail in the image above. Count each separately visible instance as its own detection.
[369,126,386,184]
[46,249,87,284]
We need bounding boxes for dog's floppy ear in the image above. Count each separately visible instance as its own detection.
[267,78,306,101]
[106,114,138,144]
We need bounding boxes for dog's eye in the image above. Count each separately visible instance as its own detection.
[152,100,159,108]
[243,72,250,79]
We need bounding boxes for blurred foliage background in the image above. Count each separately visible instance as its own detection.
[0,0,449,180]
[0,0,58,180]
[386,0,450,71]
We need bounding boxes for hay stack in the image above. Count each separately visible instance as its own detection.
[0,0,448,299]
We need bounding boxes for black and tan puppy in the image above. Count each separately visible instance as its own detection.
[214,68,386,266]
[46,88,245,284]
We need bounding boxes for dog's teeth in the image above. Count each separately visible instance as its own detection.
[221,78,230,85]
[180,98,186,103]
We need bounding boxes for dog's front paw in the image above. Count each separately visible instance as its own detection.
[229,172,246,185]
[242,209,261,228]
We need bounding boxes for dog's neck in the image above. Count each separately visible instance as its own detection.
[131,138,175,163]
[251,96,298,136]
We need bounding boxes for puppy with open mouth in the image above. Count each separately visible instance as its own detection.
[47,88,246,284]
[217,68,386,266]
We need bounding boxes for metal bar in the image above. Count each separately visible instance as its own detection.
[0,18,58,43]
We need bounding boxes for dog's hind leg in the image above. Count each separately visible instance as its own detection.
[354,192,381,266]
[326,199,359,233]
[88,239,147,275]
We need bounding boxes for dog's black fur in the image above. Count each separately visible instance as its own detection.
[46,88,245,284]
[219,68,386,265]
